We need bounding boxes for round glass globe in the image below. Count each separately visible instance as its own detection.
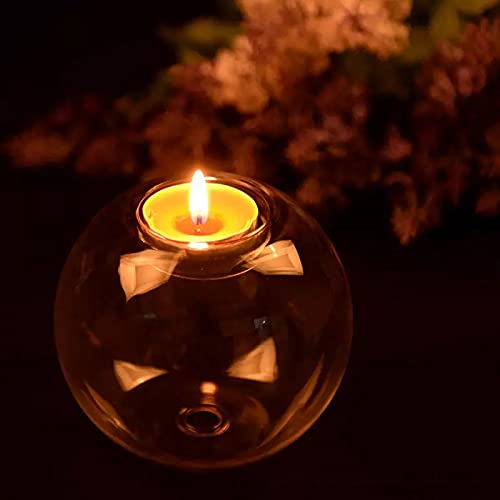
[55,172,352,470]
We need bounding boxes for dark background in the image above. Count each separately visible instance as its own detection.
[2,2,500,499]
[0,1,215,135]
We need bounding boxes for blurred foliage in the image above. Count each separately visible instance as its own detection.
[3,0,500,243]
[450,0,499,14]
[115,70,173,123]
[157,0,241,63]
[430,3,462,41]
[401,0,498,63]
[158,18,240,62]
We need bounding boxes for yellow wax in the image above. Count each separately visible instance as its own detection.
[142,182,258,244]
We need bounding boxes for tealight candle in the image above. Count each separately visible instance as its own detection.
[141,169,259,246]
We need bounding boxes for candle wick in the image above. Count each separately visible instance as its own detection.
[195,214,203,225]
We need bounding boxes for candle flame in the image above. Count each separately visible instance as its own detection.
[189,169,209,225]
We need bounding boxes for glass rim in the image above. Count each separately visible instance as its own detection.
[136,171,273,252]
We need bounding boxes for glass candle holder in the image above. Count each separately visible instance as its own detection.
[55,172,352,470]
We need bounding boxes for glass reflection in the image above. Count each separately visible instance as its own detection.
[118,240,304,302]
[228,337,278,383]
[113,360,168,392]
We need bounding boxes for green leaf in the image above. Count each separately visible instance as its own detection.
[430,3,461,41]
[148,72,172,99]
[399,27,435,64]
[182,18,240,46]
[447,0,498,15]
[215,0,241,20]
[158,18,240,52]
[115,72,172,122]
[177,47,205,65]
[339,52,374,83]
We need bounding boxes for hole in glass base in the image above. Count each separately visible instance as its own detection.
[177,405,230,438]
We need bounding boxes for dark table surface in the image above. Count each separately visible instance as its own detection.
[3,170,499,499]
